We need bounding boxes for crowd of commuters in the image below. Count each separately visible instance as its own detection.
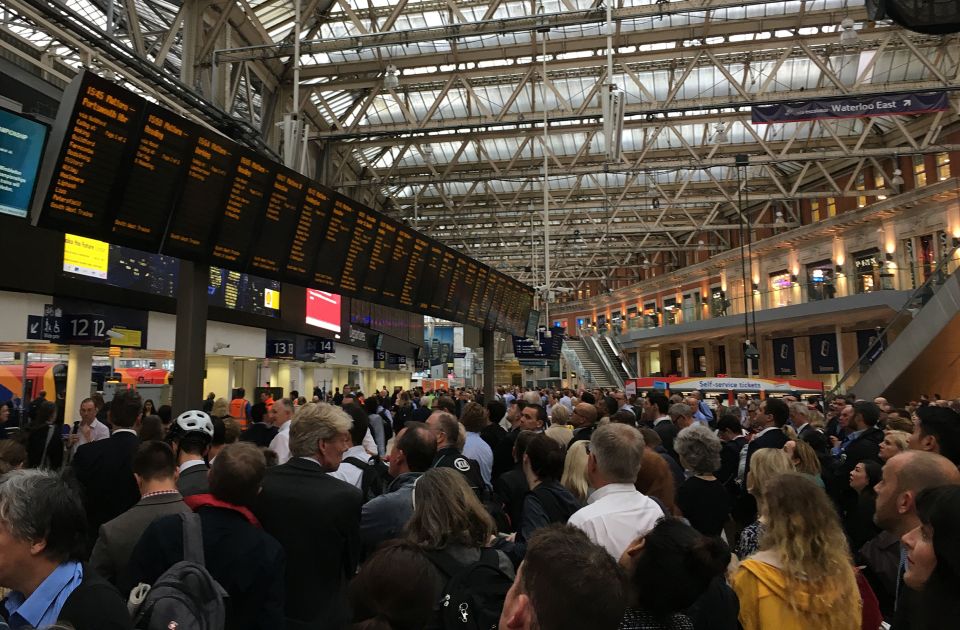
[1,383,960,629]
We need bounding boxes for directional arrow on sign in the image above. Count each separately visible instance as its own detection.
[26,315,43,340]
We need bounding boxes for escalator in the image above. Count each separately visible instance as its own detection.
[562,338,616,389]
[597,334,634,383]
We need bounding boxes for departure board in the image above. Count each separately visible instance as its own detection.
[360,217,400,305]
[340,206,378,294]
[401,234,430,309]
[417,244,444,311]
[163,128,237,260]
[36,72,144,236]
[285,183,333,284]
[210,149,274,267]
[110,103,193,251]
[313,194,358,288]
[430,248,457,317]
[32,71,535,334]
[248,168,307,278]
[449,255,470,321]
[381,226,415,306]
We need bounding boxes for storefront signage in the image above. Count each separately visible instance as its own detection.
[752,91,949,124]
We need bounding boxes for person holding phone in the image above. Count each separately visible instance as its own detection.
[69,397,109,456]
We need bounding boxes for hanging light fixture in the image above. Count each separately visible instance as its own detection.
[839,18,858,45]
[891,168,904,187]
[383,64,400,89]
[423,144,434,163]
[714,122,730,144]
[774,209,785,224]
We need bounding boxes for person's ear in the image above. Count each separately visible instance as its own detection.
[503,592,533,629]
[29,538,48,557]
[898,490,914,515]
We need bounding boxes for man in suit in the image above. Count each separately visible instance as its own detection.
[255,402,362,630]
[790,401,814,440]
[743,397,790,477]
[167,411,215,497]
[649,394,678,461]
[125,443,285,630]
[89,441,190,586]
[240,402,277,447]
[72,388,142,552]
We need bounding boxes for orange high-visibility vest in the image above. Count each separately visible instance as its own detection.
[229,398,249,430]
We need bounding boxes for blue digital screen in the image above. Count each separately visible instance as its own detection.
[0,107,48,218]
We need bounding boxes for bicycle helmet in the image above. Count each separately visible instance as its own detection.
[172,409,214,439]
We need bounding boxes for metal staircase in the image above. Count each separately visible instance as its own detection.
[563,338,616,388]
[598,334,634,382]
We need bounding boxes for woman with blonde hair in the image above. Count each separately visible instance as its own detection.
[735,448,792,560]
[210,397,230,420]
[879,430,910,462]
[549,403,571,427]
[782,439,824,488]
[561,440,590,504]
[732,472,862,630]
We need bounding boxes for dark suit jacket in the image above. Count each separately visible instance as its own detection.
[125,506,285,630]
[89,492,190,585]
[492,427,519,481]
[72,430,141,549]
[177,462,210,497]
[493,464,529,533]
[840,426,884,475]
[744,426,789,476]
[254,458,362,630]
[653,418,679,460]
[240,422,278,448]
[26,424,64,470]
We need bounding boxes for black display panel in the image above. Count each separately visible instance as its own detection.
[210,148,275,268]
[285,183,333,284]
[449,255,470,321]
[460,260,482,327]
[313,194,358,289]
[359,216,400,305]
[162,128,237,260]
[417,243,444,311]
[381,226,415,306]
[430,248,457,318]
[477,267,496,329]
[109,103,193,251]
[400,234,430,309]
[248,169,307,278]
[340,205,378,294]
[35,72,145,236]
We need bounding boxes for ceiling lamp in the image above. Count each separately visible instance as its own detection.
[423,144,434,163]
[714,122,730,144]
[774,209,785,224]
[697,240,705,251]
[891,168,904,187]
[383,64,400,89]
[839,18,858,45]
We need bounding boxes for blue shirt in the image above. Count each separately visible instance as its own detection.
[4,561,83,629]
[463,431,494,488]
[832,428,865,456]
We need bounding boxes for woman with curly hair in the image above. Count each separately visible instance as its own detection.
[732,472,861,630]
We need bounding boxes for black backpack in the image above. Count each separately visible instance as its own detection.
[425,548,513,630]
[132,512,227,630]
[343,455,392,502]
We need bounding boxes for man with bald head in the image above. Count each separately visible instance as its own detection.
[873,451,960,629]
[569,402,599,445]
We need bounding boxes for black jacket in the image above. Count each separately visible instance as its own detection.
[744,427,789,476]
[25,424,64,470]
[479,422,507,452]
[240,423,278,448]
[492,427,519,481]
[511,481,581,562]
[493,464,529,533]
[653,419,679,460]
[433,446,485,493]
[72,430,141,550]
[125,506,285,630]
[254,458,363,630]
[1,563,132,630]
[839,426,884,476]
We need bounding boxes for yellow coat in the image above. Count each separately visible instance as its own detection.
[731,556,860,630]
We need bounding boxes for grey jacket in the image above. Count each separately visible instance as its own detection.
[360,471,421,556]
[89,491,191,585]
[177,463,210,497]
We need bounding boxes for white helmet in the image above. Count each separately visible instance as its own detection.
[173,410,214,438]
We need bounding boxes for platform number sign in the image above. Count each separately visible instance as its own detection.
[267,338,295,359]
[63,314,108,344]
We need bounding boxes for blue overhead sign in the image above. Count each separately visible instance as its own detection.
[752,91,949,124]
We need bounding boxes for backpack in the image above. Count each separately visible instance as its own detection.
[344,455,392,502]
[379,413,394,442]
[132,512,227,630]
[425,548,513,630]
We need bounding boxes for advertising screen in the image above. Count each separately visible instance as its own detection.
[306,289,341,333]
[0,107,48,218]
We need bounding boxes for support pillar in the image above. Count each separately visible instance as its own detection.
[681,342,690,377]
[64,346,94,426]
[703,341,716,377]
[483,329,495,403]
[835,324,845,387]
[172,261,208,415]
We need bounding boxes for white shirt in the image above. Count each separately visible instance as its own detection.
[463,432,493,488]
[74,419,109,451]
[567,483,664,560]
[559,396,573,412]
[654,416,672,427]
[269,420,292,464]
[362,428,377,456]
[179,459,206,473]
[328,445,371,489]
